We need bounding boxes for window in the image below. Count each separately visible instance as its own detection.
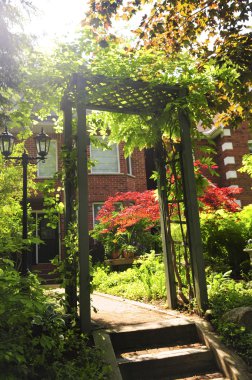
[92,203,104,226]
[90,137,119,173]
[248,140,252,154]
[37,140,57,178]
[126,156,133,175]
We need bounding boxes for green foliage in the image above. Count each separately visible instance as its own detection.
[239,205,252,233]
[62,222,79,287]
[15,38,90,130]
[86,0,252,126]
[0,0,34,124]
[0,145,38,261]
[244,241,252,250]
[239,154,252,179]
[200,210,250,276]
[86,49,240,154]
[11,26,242,152]
[207,272,252,364]
[0,259,109,379]
[92,252,166,301]
[37,179,64,229]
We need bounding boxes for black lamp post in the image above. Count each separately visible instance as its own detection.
[0,126,50,275]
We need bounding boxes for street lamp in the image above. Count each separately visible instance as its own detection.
[0,126,50,275]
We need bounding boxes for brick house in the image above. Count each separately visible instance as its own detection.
[27,122,252,273]
[27,124,147,272]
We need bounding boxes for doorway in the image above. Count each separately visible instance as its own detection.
[32,212,60,265]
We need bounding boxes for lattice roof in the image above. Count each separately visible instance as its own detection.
[67,74,186,115]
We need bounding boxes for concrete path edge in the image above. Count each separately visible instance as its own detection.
[194,319,251,380]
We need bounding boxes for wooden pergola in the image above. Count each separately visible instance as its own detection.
[61,73,208,333]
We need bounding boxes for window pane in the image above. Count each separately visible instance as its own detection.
[126,156,132,175]
[93,203,104,225]
[91,138,119,173]
[37,140,57,178]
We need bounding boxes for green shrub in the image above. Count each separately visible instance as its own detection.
[200,210,250,276]
[0,259,109,379]
[207,272,252,364]
[93,252,166,301]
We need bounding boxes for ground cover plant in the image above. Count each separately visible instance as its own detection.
[92,250,196,307]
[0,258,109,380]
[207,272,252,365]
[92,252,166,302]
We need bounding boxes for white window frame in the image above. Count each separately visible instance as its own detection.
[92,202,104,226]
[90,138,120,174]
[248,140,252,154]
[126,155,133,175]
[37,139,58,178]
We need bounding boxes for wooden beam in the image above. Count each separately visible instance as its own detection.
[179,108,208,312]
[61,97,78,313]
[76,76,91,333]
[154,136,177,309]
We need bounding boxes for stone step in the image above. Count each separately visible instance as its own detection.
[174,374,225,380]
[117,342,203,359]
[31,265,60,284]
[118,346,219,380]
[111,323,200,352]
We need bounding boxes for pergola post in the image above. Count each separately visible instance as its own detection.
[76,75,91,333]
[61,96,78,314]
[179,108,208,312]
[154,136,177,309]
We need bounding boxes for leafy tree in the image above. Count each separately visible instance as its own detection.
[85,0,252,126]
[194,159,242,212]
[91,191,161,257]
[0,143,37,265]
[85,47,240,156]
[199,185,242,212]
[0,0,34,126]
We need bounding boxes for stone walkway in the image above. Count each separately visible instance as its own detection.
[91,292,192,332]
